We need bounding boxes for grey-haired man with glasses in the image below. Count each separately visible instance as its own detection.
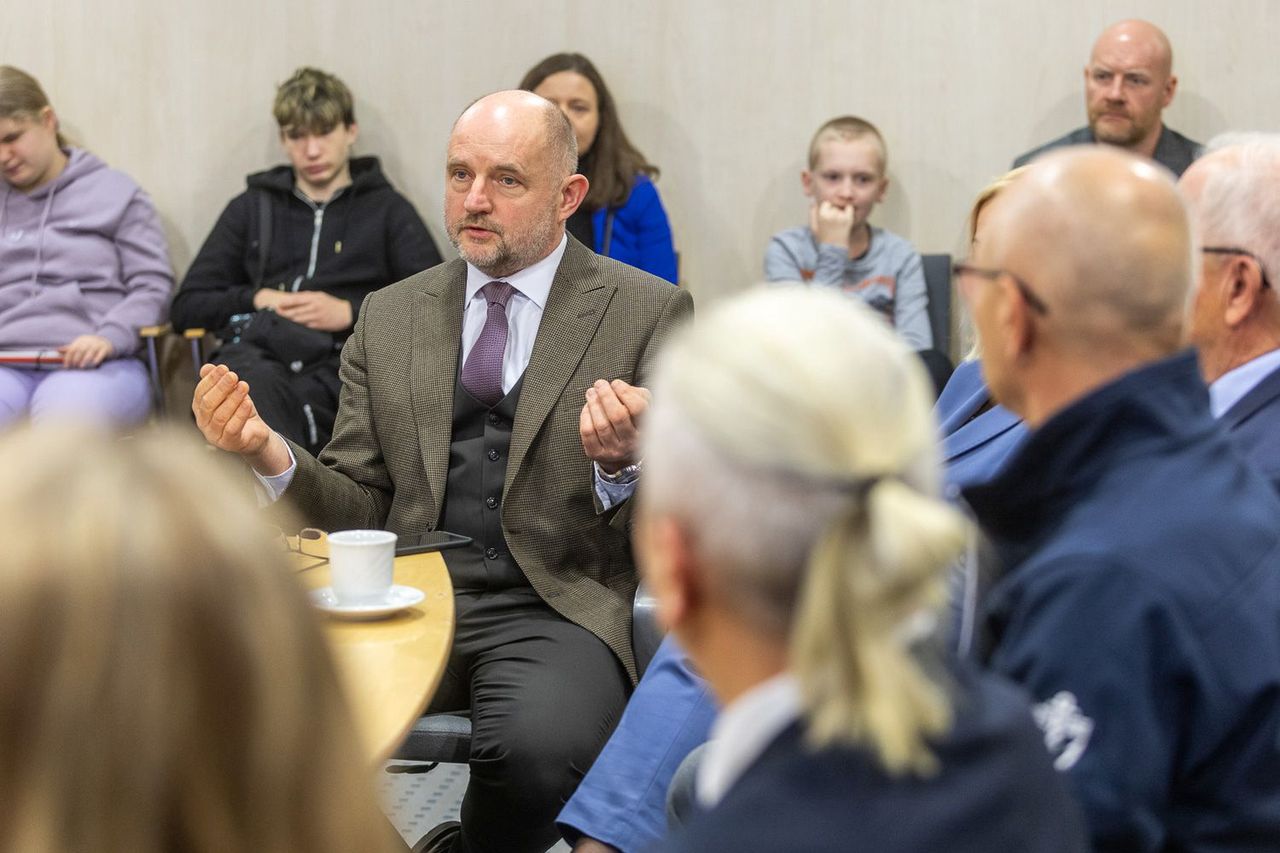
[1180,133,1280,490]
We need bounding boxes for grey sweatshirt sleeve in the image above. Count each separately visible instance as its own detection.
[892,250,932,350]
[764,232,805,282]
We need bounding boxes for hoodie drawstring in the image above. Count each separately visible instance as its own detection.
[30,180,58,289]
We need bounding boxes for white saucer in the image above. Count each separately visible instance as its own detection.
[309,584,425,620]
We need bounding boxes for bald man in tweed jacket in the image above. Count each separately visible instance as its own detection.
[194,91,691,853]
[286,235,689,680]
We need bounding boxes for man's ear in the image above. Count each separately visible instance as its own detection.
[643,514,703,635]
[346,121,360,145]
[559,173,589,220]
[1224,255,1266,328]
[1163,73,1178,108]
[1000,275,1038,361]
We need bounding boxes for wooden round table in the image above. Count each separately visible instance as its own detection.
[291,551,455,764]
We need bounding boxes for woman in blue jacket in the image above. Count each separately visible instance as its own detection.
[520,53,678,283]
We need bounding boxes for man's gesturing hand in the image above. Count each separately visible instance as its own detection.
[192,364,275,460]
[580,379,651,474]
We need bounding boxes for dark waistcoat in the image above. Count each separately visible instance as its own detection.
[440,371,529,592]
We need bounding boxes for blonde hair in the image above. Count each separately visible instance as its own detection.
[807,115,887,173]
[273,67,355,134]
[644,287,968,776]
[968,167,1027,245]
[0,425,390,853]
[961,167,1027,360]
[0,65,67,148]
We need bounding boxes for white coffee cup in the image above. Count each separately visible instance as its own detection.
[328,529,397,605]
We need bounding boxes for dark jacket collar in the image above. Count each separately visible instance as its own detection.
[962,349,1213,542]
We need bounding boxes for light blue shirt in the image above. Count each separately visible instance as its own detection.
[258,234,634,508]
[1208,348,1280,418]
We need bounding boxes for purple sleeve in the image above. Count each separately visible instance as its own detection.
[99,189,174,355]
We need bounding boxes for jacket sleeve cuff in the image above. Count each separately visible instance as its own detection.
[97,323,141,357]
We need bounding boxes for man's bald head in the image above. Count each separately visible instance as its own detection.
[985,146,1193,356]
[444,90,588,278]
[1084,20,1178,152]
[452,90,578,180]
[1091,20,1173,78]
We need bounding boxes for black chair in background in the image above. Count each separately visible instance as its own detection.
[922,253,952,359]
[917,253,954,397]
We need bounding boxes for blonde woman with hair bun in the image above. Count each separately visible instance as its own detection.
[0,425,394,853]
[639,287,1087,853]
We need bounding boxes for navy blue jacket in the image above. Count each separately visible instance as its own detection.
[592,175,678,284]
[965,351,1280,852]
[1221,361,1280,492]
[649,662,1088,853]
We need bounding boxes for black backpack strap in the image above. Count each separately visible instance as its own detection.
[253,189,273,289]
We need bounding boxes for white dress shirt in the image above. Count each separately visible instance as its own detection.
[257,234,634,508]
[460,234,566,393]
[696,672,802,808]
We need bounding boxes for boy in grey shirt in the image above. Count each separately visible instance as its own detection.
[765,116,932,351]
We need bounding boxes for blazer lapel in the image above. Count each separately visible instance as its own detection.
[944,404,1022,463]
[1221,362,1280,431]
[508,241,612,487]
[409,260,467,513]
[937,381,989,436]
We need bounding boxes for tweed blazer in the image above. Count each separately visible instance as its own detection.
[282,237,693,680]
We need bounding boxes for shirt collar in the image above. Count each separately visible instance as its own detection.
[696,672,801,809]
[1209,347,1280,418]
[464,233,567,310]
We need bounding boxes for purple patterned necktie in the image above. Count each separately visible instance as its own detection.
[461,281,516,405]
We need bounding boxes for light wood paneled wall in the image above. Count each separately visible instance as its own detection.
[3,1,1273,305]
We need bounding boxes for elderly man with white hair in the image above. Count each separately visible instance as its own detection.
[1180,133,1280,489]
[961,146,1280,852]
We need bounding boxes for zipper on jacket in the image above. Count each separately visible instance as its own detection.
[305,207,323,281]
[291,185,347,288]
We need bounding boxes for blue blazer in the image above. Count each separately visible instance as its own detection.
[935,360,1028,491]
[593,175,678,284]
[1220,362,1280,492]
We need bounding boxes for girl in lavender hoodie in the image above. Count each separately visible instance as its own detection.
[0,66,172,427]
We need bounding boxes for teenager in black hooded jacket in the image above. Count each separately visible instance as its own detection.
[172,68,440,451]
